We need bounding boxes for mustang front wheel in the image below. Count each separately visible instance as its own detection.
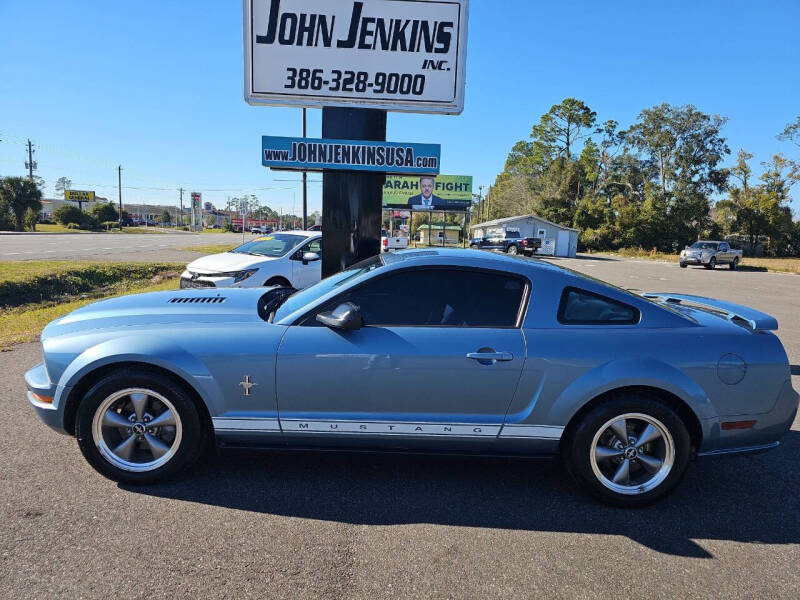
[75,369,205,484]
[563,394,691,506]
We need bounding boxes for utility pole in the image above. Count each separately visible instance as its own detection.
[179,188,184,226]
[118,165,123,230]
[25,139,36,180]
[302,107,308,230]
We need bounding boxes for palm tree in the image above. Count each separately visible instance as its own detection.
[0,176,43,231]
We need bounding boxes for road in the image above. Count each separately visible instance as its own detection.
[1,255,799,599]
[0,231,245,263]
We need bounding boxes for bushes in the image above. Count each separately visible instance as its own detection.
[53,205,100,230]
[91,203,118,223]
[53,205,85,226]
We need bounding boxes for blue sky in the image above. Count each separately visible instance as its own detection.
[1,1,799,215]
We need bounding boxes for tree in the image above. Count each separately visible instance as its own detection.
[90,202,119,223]
[54,177,72,199]
[0,176,43,231]
[778,116,800,148]
[24,207,39,231]
[53,204,85,226]
[531,98,597,160]
[626,103,729,195]
[0,194,13,231]
[161,209,171,225]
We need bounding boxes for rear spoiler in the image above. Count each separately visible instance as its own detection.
[642,293,778,331]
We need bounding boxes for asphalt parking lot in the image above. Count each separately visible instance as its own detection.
[0,231,245,263]
[1,254,798,599]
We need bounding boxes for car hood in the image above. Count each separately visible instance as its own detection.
[186,252,278,273]
[42,288,268,339]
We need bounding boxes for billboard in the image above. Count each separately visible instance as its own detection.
[383,174,472,212]
[262,136,440,175]
[64,190,95,203]
[244,0,469,114]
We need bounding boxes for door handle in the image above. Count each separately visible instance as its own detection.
[467,351,514,362]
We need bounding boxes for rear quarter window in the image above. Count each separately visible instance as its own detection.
[558,287,640,325]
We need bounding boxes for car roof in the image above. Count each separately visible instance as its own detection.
[272,230,320,237]
[383,247,563,273]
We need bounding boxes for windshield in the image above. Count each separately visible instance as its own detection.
[272,255,384,322]
[690,242,719,250]
[232,234,307,257]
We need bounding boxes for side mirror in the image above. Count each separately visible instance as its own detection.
[302,251,321,264]
[316,302,362,331]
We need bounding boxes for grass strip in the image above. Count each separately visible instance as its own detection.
[179,244,237,254]
[0,277,180,350]
[0,261,184,308]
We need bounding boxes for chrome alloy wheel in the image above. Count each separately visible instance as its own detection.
[91,388,183,473]
[589,413,675,495]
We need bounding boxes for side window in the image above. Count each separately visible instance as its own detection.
[558,287,639,325]
[296,239,322,259]
[309,269,527,328]
[305,239,321,255]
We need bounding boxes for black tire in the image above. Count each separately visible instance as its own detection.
[561,393,692,507]
[705,257,716,270]
[730,257,739,271]
[265,277,292,288]
[507,245,519,255]
[679,262,687,268]
[469,244,478,249]
[75,368,206,484]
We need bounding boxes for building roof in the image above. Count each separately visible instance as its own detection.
[470,214,579,233]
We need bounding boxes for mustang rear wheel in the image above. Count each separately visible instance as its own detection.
[75,369,205,484]
[563,394,691,506]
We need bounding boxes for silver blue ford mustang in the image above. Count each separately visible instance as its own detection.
[25,249,798,506]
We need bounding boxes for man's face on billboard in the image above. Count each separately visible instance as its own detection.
[420,178,435,198]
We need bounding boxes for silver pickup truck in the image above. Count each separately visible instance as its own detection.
[680,241,742,270]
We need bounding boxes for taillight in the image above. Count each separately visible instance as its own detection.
[382,238,388,246]
[522,240,528,246]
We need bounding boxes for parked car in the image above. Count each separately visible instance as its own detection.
[307,224,322,231]
[470,230,541,256]
[381,229,410,252]
[680,241,742,270]
[179,231,322,290]
[25,248,797,506]
[251,225,273,235]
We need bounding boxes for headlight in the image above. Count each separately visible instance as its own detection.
[218,269,258,283]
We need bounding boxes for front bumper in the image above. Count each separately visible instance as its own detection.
[25,363,68,434]
[680,254,710,265]
[180,270,238,289]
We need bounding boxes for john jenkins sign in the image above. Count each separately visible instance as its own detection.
[244,0,469,114]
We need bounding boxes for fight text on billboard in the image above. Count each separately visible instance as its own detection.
[244,0,469,114]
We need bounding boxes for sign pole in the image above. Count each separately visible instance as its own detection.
[302,107,308,231]
[321,107,387,278]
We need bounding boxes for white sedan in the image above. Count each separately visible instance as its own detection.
[180,231,322,290]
